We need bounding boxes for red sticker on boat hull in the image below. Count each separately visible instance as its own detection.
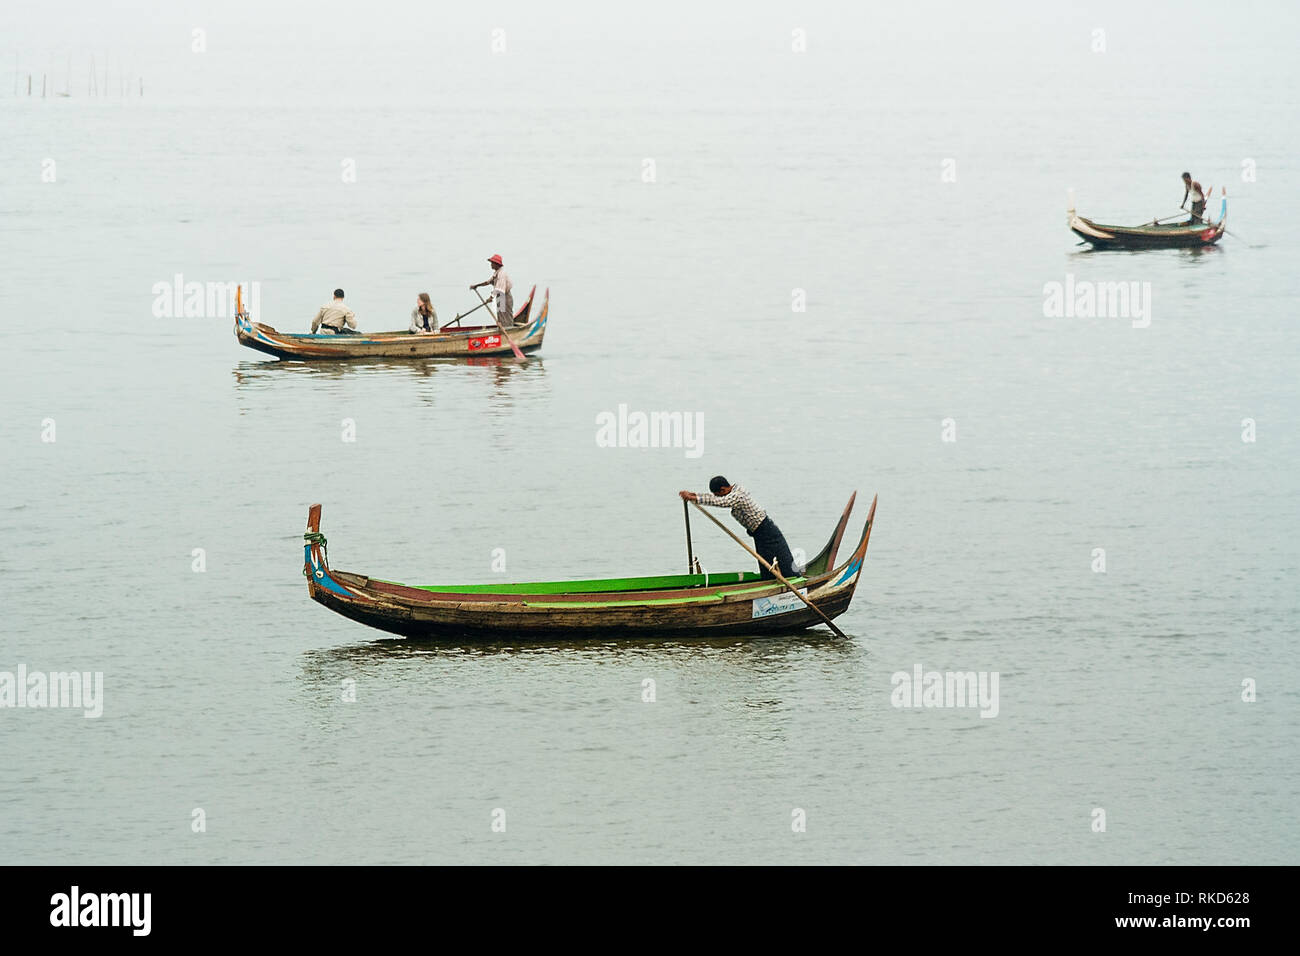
[467,334,502,351]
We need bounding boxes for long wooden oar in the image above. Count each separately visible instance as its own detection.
[440,298,490,330]
[474,288,527,362]
[689,501,847,638]
[683,499,695,573]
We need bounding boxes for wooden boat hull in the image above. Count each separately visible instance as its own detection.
[1069,197,1226,249]
[310,575,860,639]
[236,287,547,359]
[302,494,877,640]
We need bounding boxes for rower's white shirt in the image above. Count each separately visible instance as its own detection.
[491,268,512,296]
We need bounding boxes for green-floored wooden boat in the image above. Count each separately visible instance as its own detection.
[303,494,877,640]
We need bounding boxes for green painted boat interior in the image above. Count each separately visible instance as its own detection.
[525,578,810,608]
[370,570,778,595]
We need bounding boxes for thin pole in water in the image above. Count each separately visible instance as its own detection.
[683,499,695,574]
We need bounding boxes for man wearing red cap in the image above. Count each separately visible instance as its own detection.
[471,254,515,327]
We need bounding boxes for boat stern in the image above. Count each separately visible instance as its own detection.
[303,503,363,604]
[234,284,253,342]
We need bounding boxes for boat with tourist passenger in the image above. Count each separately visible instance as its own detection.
[234,285,547,359]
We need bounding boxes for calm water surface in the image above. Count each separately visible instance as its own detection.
[1,1,1297,863]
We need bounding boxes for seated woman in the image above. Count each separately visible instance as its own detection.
[410,293,438,334]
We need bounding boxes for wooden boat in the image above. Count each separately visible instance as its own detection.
[235,286,547,359]
[1069,197,1226,249]
[303,494,878,640]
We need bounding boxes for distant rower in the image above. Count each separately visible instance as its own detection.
[471,254,515,327]
[1181,172,1206,224]
[311,289,358,334]
[680,477,802,579]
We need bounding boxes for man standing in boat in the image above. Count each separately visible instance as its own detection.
[680,478,802,579]
[470,254,515,327]
[310,289,358,334]
[1181,172,1207,224]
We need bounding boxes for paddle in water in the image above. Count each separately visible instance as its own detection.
[474,288,527,362]
[688,500,848,639]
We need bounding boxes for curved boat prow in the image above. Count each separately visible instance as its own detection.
[804,491,856,575]
[304,503,324,578]
[817,494,877,594]
[234,284,254,340]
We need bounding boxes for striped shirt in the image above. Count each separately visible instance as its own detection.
[491,268,513,297]
[696,483,767,532]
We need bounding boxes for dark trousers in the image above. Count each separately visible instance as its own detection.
[1189,200,1206,224]
[750,516,796,579]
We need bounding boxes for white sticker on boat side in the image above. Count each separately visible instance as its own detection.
[752,590,807,619]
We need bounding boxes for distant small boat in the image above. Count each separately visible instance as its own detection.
[1069,197,1226,250]
[302,494,878,640]
[235,286,547,360]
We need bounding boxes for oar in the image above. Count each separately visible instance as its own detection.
[689,500,847,639]
[683,499,695,574]
[474,288,527,362]
[440,298,491,330]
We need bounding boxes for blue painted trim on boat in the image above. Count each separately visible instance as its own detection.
[832,558,861,587]
[305,543,354,597]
